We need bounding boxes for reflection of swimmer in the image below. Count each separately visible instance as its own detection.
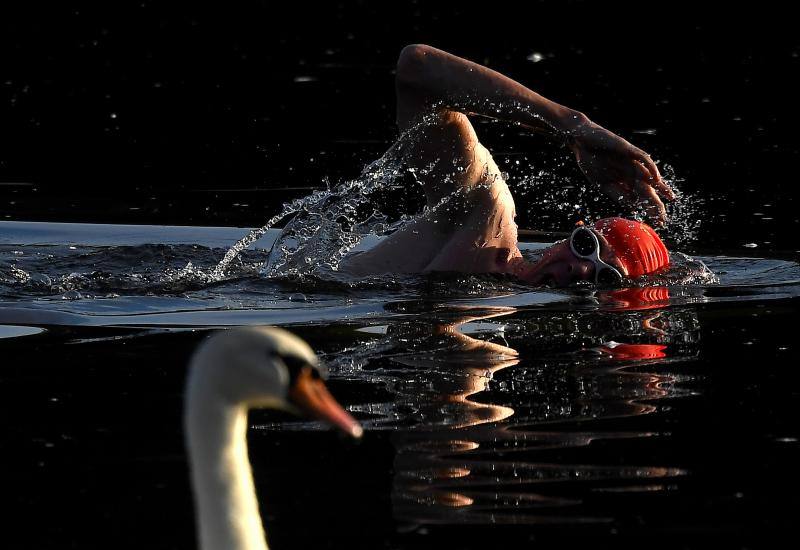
[597,286,673,334]
[337,307,520,430]
[602,286,671,311]
[592,287,671,360]
[390,307,519,428]
[388,309,519,518]
[599,342,668,360]
[386,307,689,525]
[342,45,673,287]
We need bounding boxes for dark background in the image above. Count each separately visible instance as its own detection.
[3,5,800,548]
[2,1,798,254]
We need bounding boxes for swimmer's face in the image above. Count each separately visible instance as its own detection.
[523,236,627,287]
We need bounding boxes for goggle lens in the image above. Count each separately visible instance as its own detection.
[571,228,597,257]
[597,266,623,286]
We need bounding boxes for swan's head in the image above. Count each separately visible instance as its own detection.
[188,326,362,438]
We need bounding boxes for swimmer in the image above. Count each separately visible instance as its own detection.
[342,45,674,286]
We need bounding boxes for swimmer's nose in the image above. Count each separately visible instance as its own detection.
[545,258,594,286]
[571,259,595,281]
[550,259,593,285]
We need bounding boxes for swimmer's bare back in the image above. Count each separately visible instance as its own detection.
[341,44,675,278]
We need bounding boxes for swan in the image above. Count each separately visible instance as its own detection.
[185,326,362,550]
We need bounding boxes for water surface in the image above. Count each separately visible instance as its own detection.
[2,221,799,548]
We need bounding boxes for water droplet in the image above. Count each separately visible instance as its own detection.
[29,273,52,288]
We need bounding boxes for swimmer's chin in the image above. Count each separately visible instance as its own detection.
[516,270,563,288]
[512,260,556,287]
[513,260,589,289]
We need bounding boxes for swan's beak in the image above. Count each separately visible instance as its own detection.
[288,367,363,439]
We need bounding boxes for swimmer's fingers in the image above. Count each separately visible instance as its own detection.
[633,179,667,226]
[634,156,676,201]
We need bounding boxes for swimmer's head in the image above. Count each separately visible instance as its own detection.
[592,217,669,278]
[518,217,669,286]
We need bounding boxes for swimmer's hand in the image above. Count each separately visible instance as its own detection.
[567,120,676,225]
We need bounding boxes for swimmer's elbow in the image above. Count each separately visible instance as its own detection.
[397,44,434,86]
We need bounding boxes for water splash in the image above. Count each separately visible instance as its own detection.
[659,251,718,285]
[211,102,558,281]
[502,149,701,248]
[210,135,412,282]
[210,100,704,284]
[651,162,702,247]
[0,244,266,297]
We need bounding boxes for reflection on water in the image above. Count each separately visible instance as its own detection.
[2,222,800,540]
[299,296,700,525]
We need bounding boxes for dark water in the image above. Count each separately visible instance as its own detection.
[2,222,800,549]
[3,3,800,549]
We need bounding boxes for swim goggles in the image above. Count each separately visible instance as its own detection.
[569,226,624,285]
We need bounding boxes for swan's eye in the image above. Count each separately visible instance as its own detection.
[271,351,323,383]
[281,353,309,373]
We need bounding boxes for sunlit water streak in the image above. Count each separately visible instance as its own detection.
[1,235,798,316]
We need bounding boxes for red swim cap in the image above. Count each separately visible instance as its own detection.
[593,217,669,278]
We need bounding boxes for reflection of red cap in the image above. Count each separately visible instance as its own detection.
[601,343,667,360]
[593,218,669,278]
[606,287,670,310]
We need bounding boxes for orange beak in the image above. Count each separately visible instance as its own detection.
[288,367,363,439]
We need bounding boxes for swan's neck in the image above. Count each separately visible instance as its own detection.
[187,389,268,550]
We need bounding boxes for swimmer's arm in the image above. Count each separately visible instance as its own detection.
[395,44,586,138]
[396,44,675,224]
